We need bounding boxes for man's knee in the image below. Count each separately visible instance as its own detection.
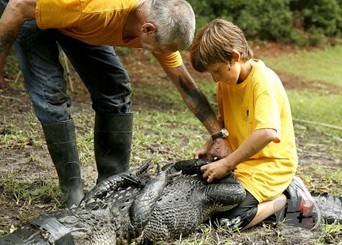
[31,93,72,124]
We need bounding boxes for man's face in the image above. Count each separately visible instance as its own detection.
[140,32,177,54]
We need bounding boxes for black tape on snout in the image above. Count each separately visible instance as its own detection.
[30,215,75,245]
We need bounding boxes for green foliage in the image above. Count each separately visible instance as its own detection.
[290,0,342,37]
[188,0,342,44]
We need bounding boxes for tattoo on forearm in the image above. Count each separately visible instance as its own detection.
[179,76,214,122]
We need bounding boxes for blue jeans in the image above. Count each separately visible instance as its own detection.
[14,20,132,124]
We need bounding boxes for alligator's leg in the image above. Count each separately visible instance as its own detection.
[204,172,246,206]
[173,159,210,175]
[128,169,180,239]
[81,163,150,205]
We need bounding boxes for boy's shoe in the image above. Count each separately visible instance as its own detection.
[277,176,322,230]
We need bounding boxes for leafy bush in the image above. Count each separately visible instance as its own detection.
[290,0,342,37]
[188,0,342,45]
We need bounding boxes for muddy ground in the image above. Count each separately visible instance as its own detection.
[0,43,341,244]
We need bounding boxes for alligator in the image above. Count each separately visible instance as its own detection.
[0,159,247,245]
[1,159,340,245]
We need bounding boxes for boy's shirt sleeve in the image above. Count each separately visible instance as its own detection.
[254,88,281,143]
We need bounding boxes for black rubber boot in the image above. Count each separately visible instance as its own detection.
[42,120,85,208]
[94,113,133,184]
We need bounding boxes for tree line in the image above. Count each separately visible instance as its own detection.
[188,0,342,46]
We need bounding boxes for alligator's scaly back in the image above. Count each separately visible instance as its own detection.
[141,160,246,243]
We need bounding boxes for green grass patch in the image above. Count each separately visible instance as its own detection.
[131,109,207,166]
[0,174,60,207]
[264,45,342,87]
[288,89,342,129]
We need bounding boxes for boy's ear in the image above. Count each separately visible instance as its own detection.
[231,50,240,61]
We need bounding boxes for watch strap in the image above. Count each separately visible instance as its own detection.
[211,129,228,141]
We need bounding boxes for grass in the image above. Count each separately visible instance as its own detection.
[288,90,342,129]
[0,174,60,207]
[262,45,342,131]
[264,45,342,87]
[263,45,342,131]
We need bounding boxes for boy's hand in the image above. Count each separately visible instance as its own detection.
[200,158,232,183]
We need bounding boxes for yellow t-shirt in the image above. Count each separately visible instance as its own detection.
[217,60,297,203]
[35,0,182,68]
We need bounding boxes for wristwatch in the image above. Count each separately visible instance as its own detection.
[211,128,229,141]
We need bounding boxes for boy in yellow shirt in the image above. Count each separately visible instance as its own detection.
[190,19,321,230]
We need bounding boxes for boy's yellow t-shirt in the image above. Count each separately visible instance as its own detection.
[35,0,182,68]
[217,60,297,203]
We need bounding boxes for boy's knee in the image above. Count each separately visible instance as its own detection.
[219,207,258,229]
[211,190,259,229]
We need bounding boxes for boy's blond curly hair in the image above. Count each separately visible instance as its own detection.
[190,19,253,72]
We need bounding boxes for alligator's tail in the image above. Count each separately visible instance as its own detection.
[313,194,342,224]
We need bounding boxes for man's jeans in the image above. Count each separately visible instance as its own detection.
[13,20,132,123]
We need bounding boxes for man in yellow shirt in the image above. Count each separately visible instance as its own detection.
[0,0,230,207]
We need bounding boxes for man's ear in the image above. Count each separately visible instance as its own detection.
[141,23,157,34]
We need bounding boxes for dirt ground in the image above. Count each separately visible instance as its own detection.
[0,43,341,244]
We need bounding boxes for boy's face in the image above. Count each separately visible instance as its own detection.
[206,61,240,84]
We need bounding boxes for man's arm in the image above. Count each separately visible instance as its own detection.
[0,0,36,87]
[162,63,231,159]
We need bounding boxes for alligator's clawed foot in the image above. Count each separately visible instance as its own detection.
[173,158,211,175]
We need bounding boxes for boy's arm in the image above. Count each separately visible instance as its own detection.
[162,63,230,159]
[201,128,277,182]
[0,0,36,87]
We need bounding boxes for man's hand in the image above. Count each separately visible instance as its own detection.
[194,138,231,160]
[193,140,211,160]
[0,0,36,90]
[208,138,231,160]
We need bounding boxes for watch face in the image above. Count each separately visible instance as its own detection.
[222,128,229,137]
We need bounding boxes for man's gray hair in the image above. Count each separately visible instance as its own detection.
[143,0,196,50]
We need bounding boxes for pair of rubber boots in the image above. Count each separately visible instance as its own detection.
[42,113,133,208]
